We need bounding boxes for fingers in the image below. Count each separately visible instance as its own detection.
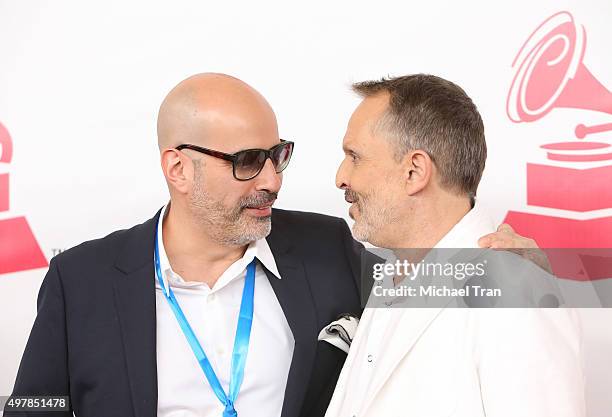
[478,226,551,273]
[496,223,515,233]
[478,224,518,248]
[490,240,513,249]
[478,232,522,249]
[480,225,540,250]
[478,232,515,249]
[477,235,493,248]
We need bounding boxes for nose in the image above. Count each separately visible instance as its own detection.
[336,158,349,190]
[255,158,282,193]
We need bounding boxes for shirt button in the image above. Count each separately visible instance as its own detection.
[209,293,216,302]
[367,354,373,363]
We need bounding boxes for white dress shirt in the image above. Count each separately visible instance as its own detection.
[155,206,294,417]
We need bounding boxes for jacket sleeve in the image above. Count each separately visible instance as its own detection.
[5,257,72,417]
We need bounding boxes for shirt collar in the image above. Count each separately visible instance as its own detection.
[155,203,282,296]
[433,199,496,249]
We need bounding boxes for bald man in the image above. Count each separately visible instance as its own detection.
[7,73,365,417]
[7,73,536,417]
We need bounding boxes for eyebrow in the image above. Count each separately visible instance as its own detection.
[343,146,358,157]
[342,139,359,155]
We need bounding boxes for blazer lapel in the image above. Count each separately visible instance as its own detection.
[109,208,320,417]
[112,211,160,417]
[360,307,445,415]
[265,232,318,417]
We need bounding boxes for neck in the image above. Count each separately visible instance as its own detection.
[162,202,248,287]
[391,191,472,249]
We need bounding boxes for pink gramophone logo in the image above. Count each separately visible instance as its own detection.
[0,121,48,275]
[504,11,612,280]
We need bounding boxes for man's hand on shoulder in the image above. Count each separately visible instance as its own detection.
[478,223,553,274]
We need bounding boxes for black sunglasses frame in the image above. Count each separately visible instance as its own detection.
[175,139,294,181]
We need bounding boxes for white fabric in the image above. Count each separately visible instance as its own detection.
[318,315,360,354]
[155,205,294,417]
[325,202,585,417]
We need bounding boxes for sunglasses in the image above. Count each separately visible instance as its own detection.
[176,140,294,181]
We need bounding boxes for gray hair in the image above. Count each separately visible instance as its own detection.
[352,74,486,198]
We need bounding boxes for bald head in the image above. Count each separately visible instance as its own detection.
[157,73,284,248]
[157,73,279,152]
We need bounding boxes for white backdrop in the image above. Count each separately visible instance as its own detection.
[1,1,611,416]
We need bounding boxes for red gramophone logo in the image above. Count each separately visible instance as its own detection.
[0,121,48,274]
[504,11,612,280]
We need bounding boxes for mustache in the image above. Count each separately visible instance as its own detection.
[240,191,278,208]
[345,189,359,203]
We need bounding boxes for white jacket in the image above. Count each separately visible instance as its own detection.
[325,204,585,417]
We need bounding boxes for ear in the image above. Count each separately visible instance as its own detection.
[401,150,433,196]
[161,149,193,194]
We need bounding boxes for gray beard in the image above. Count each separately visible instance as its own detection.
[189,172,273,246]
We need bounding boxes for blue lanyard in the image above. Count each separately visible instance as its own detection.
[154,223,256,417]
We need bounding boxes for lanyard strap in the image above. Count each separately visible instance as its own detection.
[154,223,256,417]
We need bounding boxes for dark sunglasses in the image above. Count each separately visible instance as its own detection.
[176,140,294,181]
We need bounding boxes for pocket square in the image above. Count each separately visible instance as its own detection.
[317,314,359,354]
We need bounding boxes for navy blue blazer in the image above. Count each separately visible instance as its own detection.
[7,208,367,417]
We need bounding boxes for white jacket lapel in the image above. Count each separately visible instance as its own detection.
[324,307,377,416]
[359,306,445,415]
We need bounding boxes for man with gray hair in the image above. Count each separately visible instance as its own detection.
[326,74,584,417]
[6,72,551,417]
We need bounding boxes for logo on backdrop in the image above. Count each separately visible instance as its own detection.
[503,11,612,280]
[0,121,48,275]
